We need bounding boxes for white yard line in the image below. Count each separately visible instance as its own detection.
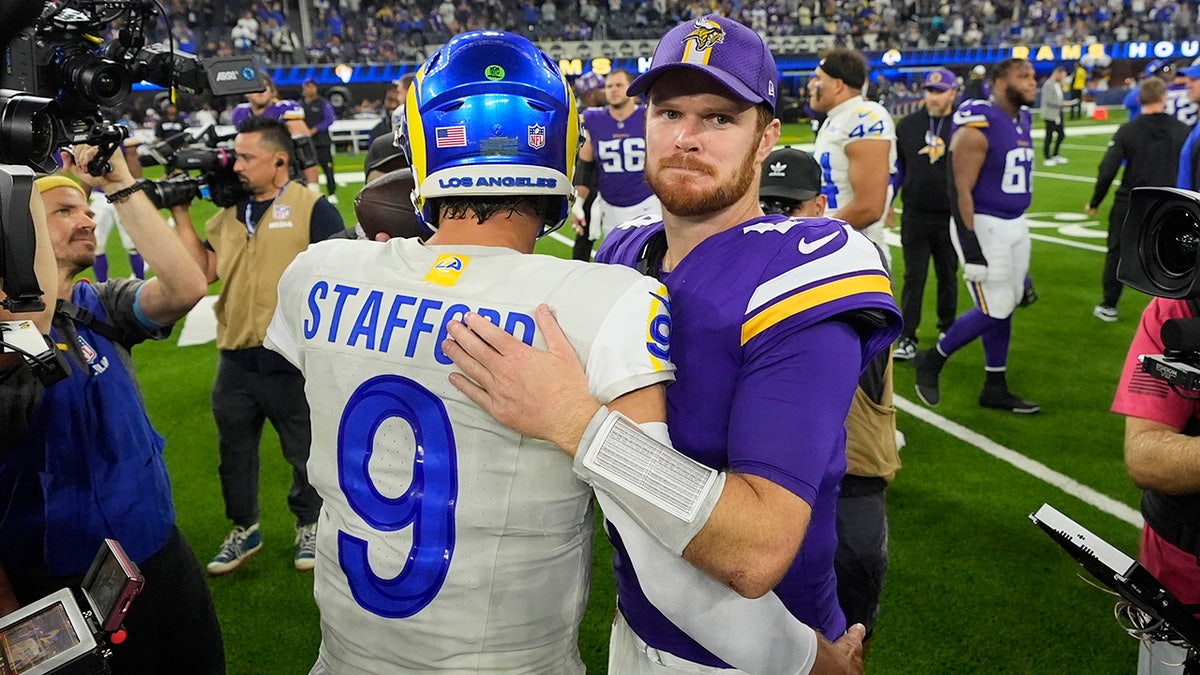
[894,397,1143,528]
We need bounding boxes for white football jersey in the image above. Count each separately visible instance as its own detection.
[813,95,897,260]
[267,237,673,675]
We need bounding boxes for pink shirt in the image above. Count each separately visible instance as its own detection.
[1112,297,1200,611]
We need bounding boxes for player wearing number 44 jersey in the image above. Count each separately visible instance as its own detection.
[809,48,898,268]
[914,58,1041,414]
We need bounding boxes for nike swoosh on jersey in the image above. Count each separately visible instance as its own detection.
[796,231,839,255]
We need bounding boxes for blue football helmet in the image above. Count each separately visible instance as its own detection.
[399,31,579,236]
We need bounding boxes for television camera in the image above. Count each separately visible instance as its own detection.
[135,128,247,209]
[0,0,265,382]
[1119,186,1200,393]
[2,0,265,176]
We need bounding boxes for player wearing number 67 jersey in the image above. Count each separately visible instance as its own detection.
[572,70,661,243]
[914,58,1041,414]
[265,32,678,674]
[809,48,897,268]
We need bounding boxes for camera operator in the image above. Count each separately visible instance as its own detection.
[1112,297,1200,674]
[0,144,223,673]
[173,115,344,576]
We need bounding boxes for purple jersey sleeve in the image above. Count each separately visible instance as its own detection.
[595,216,663,265]
[232,99,307,129]
[583,106,654,207]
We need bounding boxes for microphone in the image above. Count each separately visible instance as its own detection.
[1161,318,1200,353]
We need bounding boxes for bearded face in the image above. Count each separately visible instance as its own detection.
[647,137,761,217]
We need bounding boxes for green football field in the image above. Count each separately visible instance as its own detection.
[114,109,1161,673]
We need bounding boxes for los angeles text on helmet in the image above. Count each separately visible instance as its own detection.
[437,176,559,189]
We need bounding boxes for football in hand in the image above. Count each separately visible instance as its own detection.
[354,168,427,241]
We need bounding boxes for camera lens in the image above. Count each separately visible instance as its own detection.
[1151,205,1200,279]
[143,177,201,210]
[60,53,131,107]
[0,90,63,171]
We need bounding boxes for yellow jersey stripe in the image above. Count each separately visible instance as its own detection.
[741,274,893,345]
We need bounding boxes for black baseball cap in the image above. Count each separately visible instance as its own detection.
[760,147,822,202]
[364,133,410,179]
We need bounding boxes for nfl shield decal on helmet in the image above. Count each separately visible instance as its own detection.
[528,124,545,149]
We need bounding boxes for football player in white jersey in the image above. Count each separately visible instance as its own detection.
[809,48,898,267]
[266,32,673,674]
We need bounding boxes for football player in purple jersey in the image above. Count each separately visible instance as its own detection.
[232,71,322,187]
[444,14,901,675]
[570,69,661,252]
[914,58,1041,414]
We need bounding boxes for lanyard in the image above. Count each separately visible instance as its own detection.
[244,183,288,237]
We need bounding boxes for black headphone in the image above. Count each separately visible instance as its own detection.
[275,158,284,167]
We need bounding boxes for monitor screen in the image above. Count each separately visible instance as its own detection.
[0,602,80,675]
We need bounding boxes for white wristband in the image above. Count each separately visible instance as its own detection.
[574,407,724,555]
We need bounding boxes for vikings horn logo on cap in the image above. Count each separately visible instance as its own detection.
[681,18,725,62]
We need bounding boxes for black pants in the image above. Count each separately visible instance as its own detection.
[1102,195,1132,308]
[213,350,321,528]
[571,191,599,261]
[899,210,958,340]
[10,528,225,674]
[1044,119,1065,159]
[835,475,889,639]
[315,141,336,196]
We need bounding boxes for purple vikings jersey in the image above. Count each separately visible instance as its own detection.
[1166,82,1199,126]
[582,106,654,207]
[232,99,306,127]
[952,100,1034,219]
[597,214,902,667]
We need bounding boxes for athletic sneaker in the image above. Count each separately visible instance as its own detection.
[1053,156,1069,165]
[1042,158,1057,167]
[207,523,262,576]
[979,386,1041,414]
[294,522,318,572]
[913,349,944,406]
[327,194,339,205]
[1093,305,1119,322]
[893,336,917,361]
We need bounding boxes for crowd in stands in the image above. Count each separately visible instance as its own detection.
[122,0,1199,68]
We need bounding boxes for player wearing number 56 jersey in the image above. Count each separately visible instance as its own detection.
[573,70,661,242]
[266,32,678,674]
[914,58,1041,414]
[809,48,897,268]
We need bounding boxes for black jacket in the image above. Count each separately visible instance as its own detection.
[1089,112,1191,208]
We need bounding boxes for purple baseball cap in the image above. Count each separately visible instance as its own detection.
[923,68,958,91]
[626,15,778,112]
